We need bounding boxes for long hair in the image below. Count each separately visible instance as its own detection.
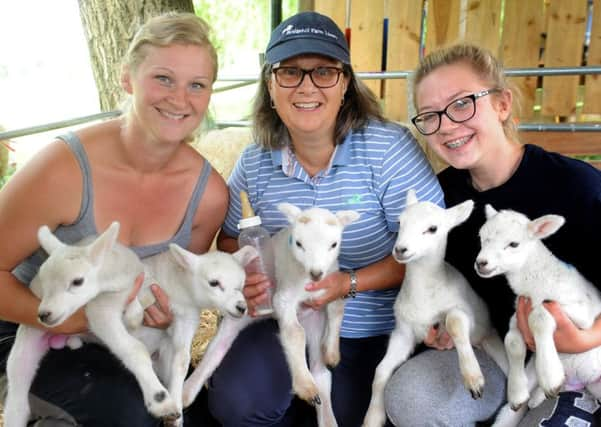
[412,43,521,142]
[252,63,385,149]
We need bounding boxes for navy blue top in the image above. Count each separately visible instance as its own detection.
[439,144,601,336]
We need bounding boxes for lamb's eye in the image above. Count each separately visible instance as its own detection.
[508,242,519,249]
[209,280,220,288]
[330,242,338,249]
[295,240,303,249]
[425,225,438,234]
[71,278,84,287]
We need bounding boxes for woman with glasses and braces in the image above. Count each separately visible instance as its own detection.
[207,11,443,427]
[384,43,601,426]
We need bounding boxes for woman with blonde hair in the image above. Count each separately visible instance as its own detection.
[384,42,601,426]
[0,12,226,426]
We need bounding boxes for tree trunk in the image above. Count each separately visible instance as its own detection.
[78,0,194,112]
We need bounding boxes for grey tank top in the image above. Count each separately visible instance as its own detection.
[12,132,212,286]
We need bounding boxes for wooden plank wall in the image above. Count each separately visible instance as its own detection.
[584,0,601,114]
[312,0,601,159]
[541,1,587,117]
[501,0,543,121]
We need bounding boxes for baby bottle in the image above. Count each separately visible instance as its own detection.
[237,191,275,315]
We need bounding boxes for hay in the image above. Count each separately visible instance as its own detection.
[193,127,252,179]
[190,309,221,367]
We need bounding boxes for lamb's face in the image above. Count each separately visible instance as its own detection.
[288,208,345,282]
[393,202,450,263]
[36,247,103,327]
[194,251,248,318]
[35,221,120,327]
[475,210,535,278]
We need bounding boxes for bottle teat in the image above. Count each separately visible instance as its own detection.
[238,190,262,229]
[240,190,255,218]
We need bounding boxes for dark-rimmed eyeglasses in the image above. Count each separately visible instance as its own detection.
[272,66,344,89]
[411,88,502,135]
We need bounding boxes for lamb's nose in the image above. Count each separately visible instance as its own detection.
[394,246,407,256]
[38,311,51,323]
[310,270,323,282]
[476,260,488,269]
[236,303,246,315]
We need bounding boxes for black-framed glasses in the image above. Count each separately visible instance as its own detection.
[411,88,502,135]
[272,66,344,89]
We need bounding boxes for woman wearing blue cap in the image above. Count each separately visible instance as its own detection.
[209,11,443,426]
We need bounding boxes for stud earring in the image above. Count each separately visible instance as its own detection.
[270,98,276,109]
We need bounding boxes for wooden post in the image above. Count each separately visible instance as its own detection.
[502,0,544,120]
[464,0,503,54]
[425,0,461,55]
[583,0,601,114]
[541,1,587,117]
[349,0,385,97]
[383,0,422,122]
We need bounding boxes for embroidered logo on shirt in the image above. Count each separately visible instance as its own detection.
[347,194,362,204]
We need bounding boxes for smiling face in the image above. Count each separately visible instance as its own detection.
[414,62,512,171]
[122,43,214,144]
[268,54,349,142]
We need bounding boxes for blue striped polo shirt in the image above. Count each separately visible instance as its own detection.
[223,120,444,338]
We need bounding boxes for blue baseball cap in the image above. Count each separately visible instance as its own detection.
[265,11,350,65]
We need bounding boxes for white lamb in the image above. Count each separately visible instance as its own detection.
[4,222,257,427]
[182,202,360,427]
[126,239,257,426]
[475,205,601,411]
[362,189,508,427]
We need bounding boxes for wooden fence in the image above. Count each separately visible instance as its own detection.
[312,0,601,161]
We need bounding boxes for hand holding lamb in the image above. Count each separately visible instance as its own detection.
[475,205,601,411]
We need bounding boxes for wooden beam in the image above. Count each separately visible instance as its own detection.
[519,131,601,156]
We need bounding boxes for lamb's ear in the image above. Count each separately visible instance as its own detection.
[405,189,418,207]
[88,221,120,265]
[278,202,301,223]
[449,199,475,226]
[168,243,197,270]
[528,214,565,240]
[233,245,259,267]
[336,210,360,226]
[38,225,65,254]
[484,204,498,219]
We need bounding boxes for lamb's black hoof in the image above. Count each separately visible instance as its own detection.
[310,395,322,406]
[510,402,525,411]
[470,388,483,400]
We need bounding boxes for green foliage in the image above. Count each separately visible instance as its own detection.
[194,0,299,73]
[193,0,299,125]
[0,162,16,190]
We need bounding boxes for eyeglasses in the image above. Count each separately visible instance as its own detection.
[411,88,502,135]
[272,66,344,89]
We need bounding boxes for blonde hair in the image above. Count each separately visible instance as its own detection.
[123,12,218,80]
[412,43,520,142]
